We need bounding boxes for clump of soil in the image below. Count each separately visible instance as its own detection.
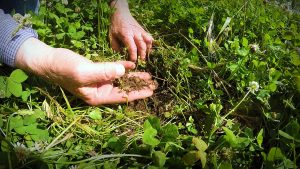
[114,73,156,93]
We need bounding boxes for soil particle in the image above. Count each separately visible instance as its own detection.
[114,73,158,93]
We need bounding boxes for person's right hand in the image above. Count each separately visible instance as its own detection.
[15,38,156,105]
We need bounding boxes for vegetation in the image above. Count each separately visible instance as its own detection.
[0,0,299,168]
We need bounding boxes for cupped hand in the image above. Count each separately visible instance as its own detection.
[48,49,156,105]
[109,8,153,61]
[16,38,156,105]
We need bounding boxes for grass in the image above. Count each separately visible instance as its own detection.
[0,0,299,168]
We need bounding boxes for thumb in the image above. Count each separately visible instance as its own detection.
[79,62,125,84]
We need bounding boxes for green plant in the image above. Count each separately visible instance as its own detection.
[0,0,299,168]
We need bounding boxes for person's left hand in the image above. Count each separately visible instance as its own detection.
[109,9,153,62]
[15,38,156,105]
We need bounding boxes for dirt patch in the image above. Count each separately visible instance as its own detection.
[114,73,157,93]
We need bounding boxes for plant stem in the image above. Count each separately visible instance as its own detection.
[222,90,250,120]
[54,154,148,164]
[208,90,251,146]
[45,116,82,151]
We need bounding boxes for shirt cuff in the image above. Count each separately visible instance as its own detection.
[0,8,39,67]
[3,28,38,67]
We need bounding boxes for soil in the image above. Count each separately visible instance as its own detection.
[113,73,157,93]
[114,72,169,114]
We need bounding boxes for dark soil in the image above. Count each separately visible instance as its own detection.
[114,73,157,93]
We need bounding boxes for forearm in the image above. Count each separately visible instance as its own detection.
[110,0,130,13]
[15,38,92,86]
[15,38,53,78]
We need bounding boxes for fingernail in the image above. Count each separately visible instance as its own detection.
[116,64,125,78]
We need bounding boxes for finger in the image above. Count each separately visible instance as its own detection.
[117,61,136,70]
[142,33,153,57]
[100,87,154,105]
[82,84,154,105]
[78,62,125,84]
[134,34,147,60]
[123,36,138,62]
[110,36,122,52]
[126,72,152,80]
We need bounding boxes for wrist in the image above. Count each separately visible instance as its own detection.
[15,38,55,79]
[110,0,130,13]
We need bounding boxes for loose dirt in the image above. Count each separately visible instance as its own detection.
[114,73,157,93]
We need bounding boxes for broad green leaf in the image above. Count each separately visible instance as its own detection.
[88,109,102,120]
[285,119,300,139]
[192,137,208,151]
[237,48,249,56]
[69,31,85,40]
[223,127,237,146]
[209,103,223,114]
[143,119,152,130]
[9,69,28,83]
[257,129,264,147]
[219,161,233,169]
[30,131,49,141]
[242,37,248,47]
[142,127,160,146]
[56,32,65,40]
[269,68,281,81]
[144,116,161,131]
[9,116,23,130]
[161,124,179,142]
[55,3,66,13]
[23,114,38,125]
[107,136,126,153]
[290,51,300,66]
[14,123,38,134]
[71,40,84,48]
[268,82,277,92]
[196,150,207,168]
[7,78,22,97]
[21,90,31,101]
[279,130,300,143]
[236,137,250,148]
[244,127,253,138]
[261,152,267,161]
[228,64,238,72]
[182,151,200,166]
[283,32,293,40]
[152,151,166,167]
[267,147,284,162]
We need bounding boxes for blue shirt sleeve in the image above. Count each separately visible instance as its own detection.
[0,9,38,67]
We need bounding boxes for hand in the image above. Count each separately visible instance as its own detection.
[16,38,156,105]
[109,0,153,61]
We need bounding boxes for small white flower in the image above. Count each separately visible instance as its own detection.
[249,43,260,52]
[248,81,260,93]
[62,0,68,5]
[14,142,26,149]
[69,165,79,169]
[14,142,29,163]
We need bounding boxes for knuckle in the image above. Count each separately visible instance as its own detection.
[103,63,116,80]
